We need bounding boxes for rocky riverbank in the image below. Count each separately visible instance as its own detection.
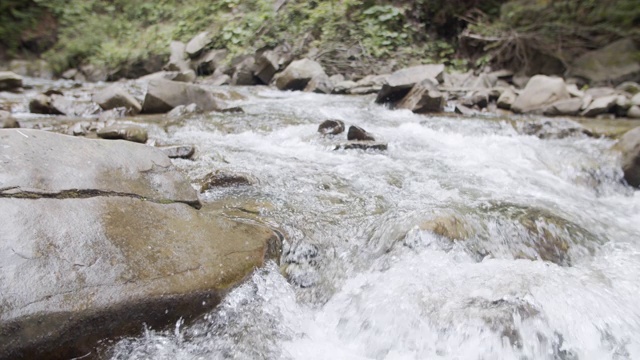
[1,31,640,358]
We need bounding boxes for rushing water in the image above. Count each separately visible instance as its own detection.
[14,84,640,359]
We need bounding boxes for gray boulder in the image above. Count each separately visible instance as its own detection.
[569,38,640,85]
[93,84,142,114]
[29,94,62,115]
[334,142,388,151]
[231,57,257,86]
[375,64,444,104]
[581,94,618,117]
[97,125,148,143]
[166,41,191,72]
[631,93,640,107]
[627,105,640,119]
[544,98,583,116]
[0,71,23,91]
[396,78,445,113]
[618,127,640,187]
[275,59,326,91]
[0,130,279,360]
[195,49,228,76]
[616,81,640,95]
[497,88,517,110]
[141,79,223,114]
[0,110,19,128]
[511,75,570,113]
[254,45,292,84]
[304,73,333,94]
[185,31,210,58]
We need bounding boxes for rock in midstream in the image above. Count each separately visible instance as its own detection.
[0,129,281,359]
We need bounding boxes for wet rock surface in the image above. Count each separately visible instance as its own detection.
[618,126,640,187]
[97,125,148,143]
[347,125,375,141]
[0,129,280,360]
[317,119,345,135]
[158,144,196,159]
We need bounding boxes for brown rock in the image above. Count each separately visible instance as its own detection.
[318,119,345,135]
[347,125,375,141]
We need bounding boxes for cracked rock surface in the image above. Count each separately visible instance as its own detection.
[0,129,281,360]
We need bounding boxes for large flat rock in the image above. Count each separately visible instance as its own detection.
[0,129,281,359]
[0,198,280,359]
[0,129,199,208]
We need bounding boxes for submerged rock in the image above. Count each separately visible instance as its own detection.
[199,171,253,192]
[334,142,387,151]
[0,129,280,360]
[158,144,196,159]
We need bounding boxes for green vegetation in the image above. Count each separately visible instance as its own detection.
[1,0,638,77]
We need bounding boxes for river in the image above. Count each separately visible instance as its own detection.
[13,84,640,359]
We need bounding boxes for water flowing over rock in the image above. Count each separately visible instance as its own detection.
[511,75,570,114]
[274,59,326,91]
[618,126,640,187]
[375,64,444,104]
[0,129,280,360]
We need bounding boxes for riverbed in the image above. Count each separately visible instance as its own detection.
[9,83,640,360]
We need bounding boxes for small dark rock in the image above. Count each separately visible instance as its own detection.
[29,94,63,115]
[158,145,195,159]
[318,120,345,135]
[334,142,387,151]
[347,125,375,141]
[199,171,252,192]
